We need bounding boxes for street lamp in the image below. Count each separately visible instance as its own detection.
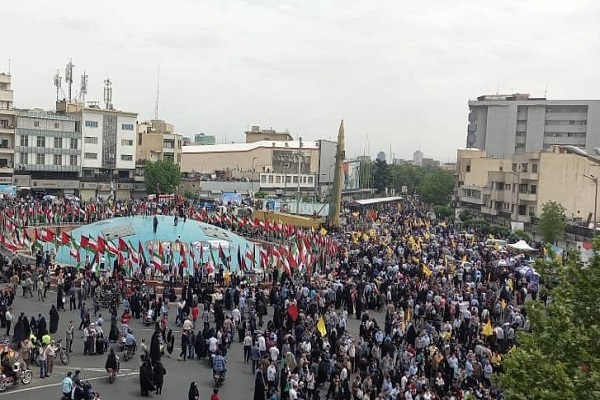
[584,174,598,234]
[251,156,259,191]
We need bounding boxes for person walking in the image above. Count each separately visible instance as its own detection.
[39,343,48,379]
[46,341,55,375]
[178,330,189,361]
[153,359,166,395]
[188,382,199,400]
[5,307,12,337]
[65,321,74,353]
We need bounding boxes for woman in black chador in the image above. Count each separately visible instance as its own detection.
[139,353,154,397]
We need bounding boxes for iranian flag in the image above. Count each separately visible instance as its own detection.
[40,229,55,243]
[152,251,163,272]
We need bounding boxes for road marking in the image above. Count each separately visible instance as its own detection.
[53,365,135,373]
[0,372,138,395]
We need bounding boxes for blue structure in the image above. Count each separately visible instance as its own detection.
[53,216,259,272]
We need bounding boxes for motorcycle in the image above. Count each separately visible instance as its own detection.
[213,370,225,388]
[123,345,135,362]
[54,339,70,365]
[0,361,33,392]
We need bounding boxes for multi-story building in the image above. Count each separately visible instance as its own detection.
[467,93,600,158]
[56,100,137,200]
[245,126,293,143]
[13,109,81,194]
[0,73,15,183]
[136,120,182,164]
[457,147,600,227]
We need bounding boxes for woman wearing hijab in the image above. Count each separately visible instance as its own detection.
[254,360,267,400]
[139,354,154,397]
[109,315,119,342]
[37,316,47,340]
[11,314,25,344]
[149,324,162,364]
[188,381,199,400]
[49,305,59,334]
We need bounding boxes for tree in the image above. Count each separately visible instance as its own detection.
[417,168,455,205]
[390,164,423,194]
[537,200,566,244]
[496,240,600,399]
[372,159,391,194]
[143,159,182,194]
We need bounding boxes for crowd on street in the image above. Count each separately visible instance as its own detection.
[0,195,543,400]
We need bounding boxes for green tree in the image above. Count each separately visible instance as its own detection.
[496,240,600,399]
[372,159,391,194]
[390,164,423,194]
[417,168,455,205]
[537,200,567,244]
[143,159,182,194]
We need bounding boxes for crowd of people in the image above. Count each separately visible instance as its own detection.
[0,194,543,400]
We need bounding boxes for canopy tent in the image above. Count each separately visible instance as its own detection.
[507,240,536,252]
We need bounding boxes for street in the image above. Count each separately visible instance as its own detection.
[1,289,383,399]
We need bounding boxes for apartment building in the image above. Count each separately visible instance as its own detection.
[0,73,15,183]
[457,148,599,226]
[136,120,182,164]
[13,109,81,194]
[467,93,600,158]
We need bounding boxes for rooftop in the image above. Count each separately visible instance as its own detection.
[182,140,319,154]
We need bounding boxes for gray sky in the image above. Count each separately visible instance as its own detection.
[3,0,599,161]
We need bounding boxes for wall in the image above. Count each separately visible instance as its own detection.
[81,111,103,169]
[537,152,598,223]
[116,115,136,170]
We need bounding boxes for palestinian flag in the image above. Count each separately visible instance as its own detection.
[138,241,147,265]
[97,236,106,254]
[81,235,97,252]
[106,240,119,256]
[40,229,55,243]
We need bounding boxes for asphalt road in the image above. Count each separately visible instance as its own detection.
[1,289,383,400]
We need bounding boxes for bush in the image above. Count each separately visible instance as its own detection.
[434,205,454,219]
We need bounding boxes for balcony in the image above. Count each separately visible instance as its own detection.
[519,192,537,202]
[21,164,79,172]
[0,126,14,135]
[519,172,538,181]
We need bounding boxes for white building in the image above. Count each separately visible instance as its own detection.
[57,101,137,200]
[467,93,600,158]
[14,109,81,194]
[0,73,15,183]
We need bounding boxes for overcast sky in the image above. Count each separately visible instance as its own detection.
[2,0,599,161]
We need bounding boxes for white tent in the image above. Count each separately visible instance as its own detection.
[508,240,536,252]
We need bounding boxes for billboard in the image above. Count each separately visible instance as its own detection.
[343,160,361,190]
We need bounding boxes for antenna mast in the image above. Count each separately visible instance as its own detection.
[103,78,113,110]
[53,69,62,101]
[155,64,160,120]
[65,59,75,102]
[79,71,88,104]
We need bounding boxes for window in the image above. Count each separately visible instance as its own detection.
[70,138,78,149]
[275,175,281,184]
[84,152,97,160]
[308,176,314,184]
[504,184,511,190]
[69,155,77,166]
[0,119,8,128]
[34,121,39,127]
[120,154,133,161]
[20,153,28,164]
[121,124,134,131]
[121,139,133,146]
[466,165,471,172]
[512,163,517,172]
[20,135,28,147]
[519,183,528,193]
[54,137,63,148]
[84,136,98,144]
[292,176,298,184]
[532,164,538,173]
[521,163,528,172]
[138,133,143,146]
[530,184,537,194]
[53,154,62,166]
[85,120,98,128]
[518,204,527,216]
[268,175,274,183]
[260,175,266,183]
[286,176,291,184]
[54,122,60,129]
[36,153,45,165]
[36,136,45,147]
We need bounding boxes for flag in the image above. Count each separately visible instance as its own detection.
[237,245,244,272]
[81,235,97,251]
[316,316,327,337]
[422,264,432,278]
[246,245,255,265]
[96,236,106,254]
[152,251,163,272]
[60,231,71,246]
[70,246,80,262]
[106,240,119,255]
[40,229,55,243]
[138,241,147,265]
[482,320,493,336]
[190,244,198,271]
[91,252,99,273]
[118,237,128,252]
[287,303,299,322]
[209,245,217,266]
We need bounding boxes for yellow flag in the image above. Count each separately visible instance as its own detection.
[422,264,432,278]
[352,212,360,217]
[316,316,327,337]
[508,278,514,292]
[462,254,468,262]
[406,308,412,323]
[501,299,506,310]
[482,320,493,336]
[319,227,327,236]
